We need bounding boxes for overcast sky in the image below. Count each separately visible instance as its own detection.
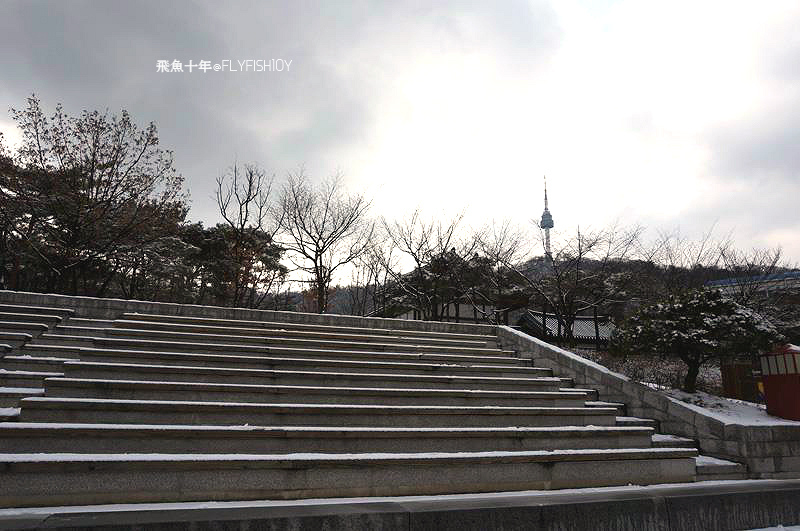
[1,0,798,261]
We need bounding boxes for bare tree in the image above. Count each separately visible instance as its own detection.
[0,96,186,295]
[344,230,397,316]
[215,162,286,308]
[469,219,530,322]
[381,209,479,321]
[508,223,644,343]
[277,171,373,313]
[644,226,730,298]
[718,246,788,307]
[716,245,799,342]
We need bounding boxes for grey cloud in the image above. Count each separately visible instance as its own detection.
[0,0,558,222]
[707,98,800,183]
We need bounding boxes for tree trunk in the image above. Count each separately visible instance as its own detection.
[316,280,328,313]
[683,362,700,393]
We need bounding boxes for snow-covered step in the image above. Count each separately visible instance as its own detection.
[0,369,62,388]
[557,381,599,398]
[0,304,74,320]
[90,337,522,366]
[557,376,576,387]
[18,397,619,428]
[71,347,545,378]
[585,400,626,415]
[17,344,82,359]
[0,321,49,334]
[44,377,590,407]
[616,416,658,429]
[0,312,63,328]
[652,433,696,449]
[62,318,115,328]
[105,327,507,357]
[115,318,494,349]
[0,344,10,354]
[0,387,44,407]
[1,356,73,372]
[695,455,747,481]
[20,340,528,368]
[60,361,565,391]
[0,332,32,348]
[30,334,95,347]
[0,448,698,507]
[46,326,110,337]
[0,423,656,454]
[0,407,19,421]
[118,312,498,345]
[94,335,518,361]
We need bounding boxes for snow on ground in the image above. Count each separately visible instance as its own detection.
[0,387,43,394]
[695,455,738,466]
[652,434,690,442]
[662,388,800,426]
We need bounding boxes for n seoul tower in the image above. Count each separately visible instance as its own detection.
[540,176,554,256]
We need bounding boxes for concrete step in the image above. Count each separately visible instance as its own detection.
[652,434,697,449]
[565,387,600,400]
[118,312,498,344]
[0,304,74,319]
[0,422,656,454]
[17,344,82,359]
[32,334,95,347]
[0,387,44,407]
[0,369,62,387]
[0,344,10,354]
[1,356,74,372]
[0,321,49,334]
[0,407,19,421]
[61,361,565,392]
[0,448,698,508]
[114,319,495,349]
[585,400,626,416]
[20,340,526,368]
[104,327,510,357]
[44,377,590,407]
[69,347,547,378]
[47,326,109,337]
[616,416,659,430]
[0,312,62,327]
[695,455,747,481]
[18,397,620,427]
[62,318,115,328]
[92,335,519,361]
[0,332,33,348]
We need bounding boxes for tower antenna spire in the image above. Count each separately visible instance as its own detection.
[540,175,554,257]
[544,175,549,209]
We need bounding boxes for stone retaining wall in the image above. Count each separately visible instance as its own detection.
[0,290,497,336]
[498,326,800,479]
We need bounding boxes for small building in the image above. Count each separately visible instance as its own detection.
[518,310,615,348]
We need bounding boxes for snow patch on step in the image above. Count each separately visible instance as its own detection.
[0,447,696,463]
[0,422,650,433]
[696,455,741,467]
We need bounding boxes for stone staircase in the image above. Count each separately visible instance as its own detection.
[0,302,745,509]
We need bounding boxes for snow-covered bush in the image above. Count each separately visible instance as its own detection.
[611,289,782,392]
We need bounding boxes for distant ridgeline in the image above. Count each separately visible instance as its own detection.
[706,271,800,296]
